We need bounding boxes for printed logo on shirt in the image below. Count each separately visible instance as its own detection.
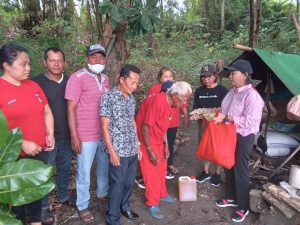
[35,93,43,103]
[7,99,17,105]
[198,95,218,99]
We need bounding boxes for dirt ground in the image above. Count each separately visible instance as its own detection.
[54,122,300,225]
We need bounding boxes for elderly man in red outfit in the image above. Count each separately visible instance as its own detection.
[135,81,192,219]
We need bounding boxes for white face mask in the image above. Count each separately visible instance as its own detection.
[87,64,105,74]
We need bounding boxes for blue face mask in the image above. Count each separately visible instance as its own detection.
[87,64,105,74]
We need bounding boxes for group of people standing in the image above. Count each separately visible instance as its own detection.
[0,42,264,225]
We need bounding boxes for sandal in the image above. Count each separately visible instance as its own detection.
[160,194,176,203]
[149,206,164,219]
[78,209,95,224]
[41,208,55,225]
[168,165,179,175]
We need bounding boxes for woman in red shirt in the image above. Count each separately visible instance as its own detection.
[148,67,189,178]
[0,43,55,225]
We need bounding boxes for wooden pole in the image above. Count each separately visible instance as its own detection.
[232,43,253,52]
[269,145,300,180]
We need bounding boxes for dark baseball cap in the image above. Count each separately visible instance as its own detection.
[224,59,253,74]
[87,44,106,56]
[200,64,215,76]
[161,80,174,92]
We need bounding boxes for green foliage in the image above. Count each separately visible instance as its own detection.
[99,0,161,36]
[32,18,73,38]
[0,111,55,224]
[259,0,299,53]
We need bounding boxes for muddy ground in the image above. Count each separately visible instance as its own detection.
[53,122,300,225]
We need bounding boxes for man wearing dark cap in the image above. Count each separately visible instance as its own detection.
[193,64,228,186]
[65,44,110,223]
[214,59,264,223]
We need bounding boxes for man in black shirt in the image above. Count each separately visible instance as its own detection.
[33,47,73,225]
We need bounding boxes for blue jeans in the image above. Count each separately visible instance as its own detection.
[76,140,109,211]
[41,138,72,210]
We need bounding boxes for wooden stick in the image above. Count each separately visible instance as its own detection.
[269,145,300,180]
[232,43,253,52]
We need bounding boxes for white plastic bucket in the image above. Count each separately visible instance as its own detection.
[289,165,300,189]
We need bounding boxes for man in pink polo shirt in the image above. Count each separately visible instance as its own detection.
[65,44,110,223]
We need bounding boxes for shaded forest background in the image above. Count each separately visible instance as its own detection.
[0,0,299,87]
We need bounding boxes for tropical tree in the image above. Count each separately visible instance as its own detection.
[97,0,161,80]
[0,111,55,225]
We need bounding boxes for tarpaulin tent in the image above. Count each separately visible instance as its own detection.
[223,46,300,178]
[224,48,300,96]
[221,46,300,122]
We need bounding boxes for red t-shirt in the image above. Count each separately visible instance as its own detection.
[136,93,172,145]
[0,79,48,155]
[146,83,187,128]
[147,83,161,96]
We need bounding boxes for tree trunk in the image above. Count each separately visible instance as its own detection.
[42,0,57,19]
[292,13,300,45]
[102,16,114,47]
[220,0,225,34]
[160,0,164,19]
[249,0,255,47]
[146,32,155,57]
[253,0,262,47]
[106,21,128,83]
[21,0,42,31]
[86,0,93,44]
[93,0,104,42]
[58,0,74,20]
[203,0,210,31]
[297,0,300,18]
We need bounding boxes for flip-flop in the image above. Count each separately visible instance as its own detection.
[78,208,95,224]
[149,206,164,219]
[168,165,179,175]
[160,195,176,203]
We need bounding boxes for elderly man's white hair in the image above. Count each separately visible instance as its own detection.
[168,81,192,98]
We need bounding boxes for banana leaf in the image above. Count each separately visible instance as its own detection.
[0,111,9,149]
[0,179,55,206]
[0,214,22,225]
[0,203,15,218]
[0,159,53,191]
[0,128,22,167]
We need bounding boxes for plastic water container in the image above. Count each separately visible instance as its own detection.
[178,176,197,202]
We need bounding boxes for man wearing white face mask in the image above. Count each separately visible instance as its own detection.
[65,44,110,223]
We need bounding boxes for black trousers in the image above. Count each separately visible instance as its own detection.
[167,127,178,166]
[106,154,138,225]
[224,133,255,210]
[12,153,48,224]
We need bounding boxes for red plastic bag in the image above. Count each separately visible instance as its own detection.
[196,121,237,169]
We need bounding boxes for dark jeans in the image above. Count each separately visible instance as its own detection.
[106,154,138,225]
[12,153,48,224]
[224,133,255,210]
[42,138,73,210]
[167,127,178,166]
[12,199,42,224]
